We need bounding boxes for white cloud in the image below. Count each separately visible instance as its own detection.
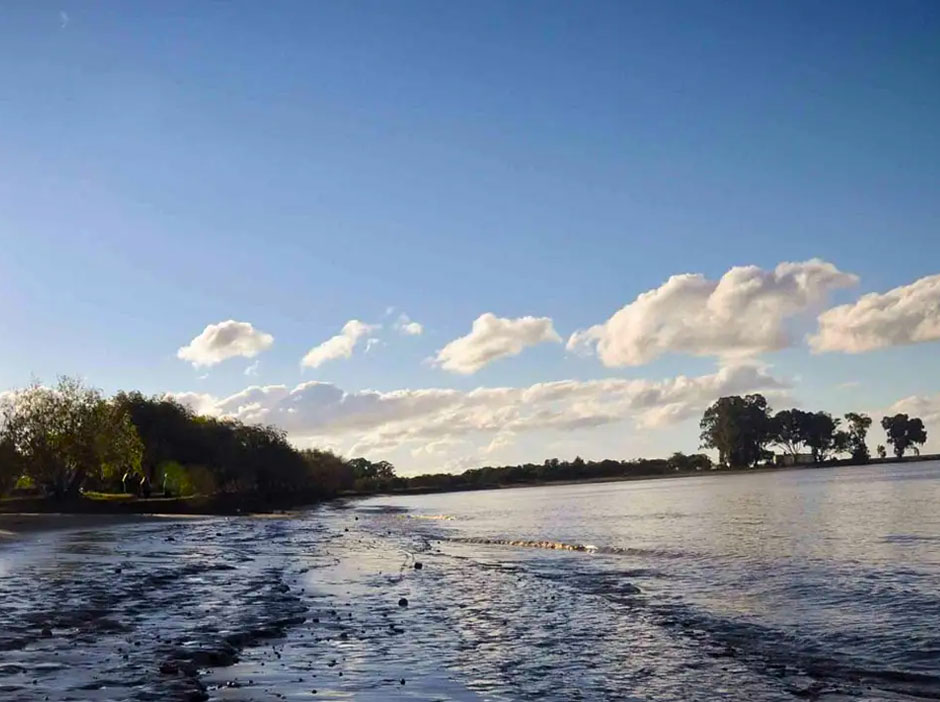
[301,320,378,369]
[165,391,222,417]
[887,394,940,425]
[170,363,788,472]
[244,360,260,376]
[177,320,274,368]
[395,313,423,336]
[569,259,857,366]
[435,313,562,374]
[810,274,940,354]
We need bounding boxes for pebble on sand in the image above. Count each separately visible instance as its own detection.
[398,597,409,607]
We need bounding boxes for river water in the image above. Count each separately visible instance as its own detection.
[1,461,938,701]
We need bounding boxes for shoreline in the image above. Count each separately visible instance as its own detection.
[1,455,936,524]
[0,512,209,542]
[382,453,940,496]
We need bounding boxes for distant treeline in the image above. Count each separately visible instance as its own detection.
[400,452,713,492]
[698,393,927,467]
[395,394,931,493]
[0,377,398,503]
[0,380,932,505]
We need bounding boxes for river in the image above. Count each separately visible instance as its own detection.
[1,461,938,700]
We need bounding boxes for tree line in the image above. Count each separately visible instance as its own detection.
[0,379,931,504]
[699,394,928,468]
[0,377,400,502]
[400,452,714,492]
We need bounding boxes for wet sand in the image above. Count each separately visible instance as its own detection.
[2,488,938,701]
[0,513,203,541]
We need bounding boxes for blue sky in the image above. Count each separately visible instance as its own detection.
[2,2,939,473]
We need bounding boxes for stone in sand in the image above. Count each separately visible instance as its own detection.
[398,597,409,607]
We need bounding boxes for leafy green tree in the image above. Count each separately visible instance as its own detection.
[0,378,143,498]
[700,394,773,467]
[112,392,204,485]
[844,412,872,462]
[881,414,928,458]
[876,444,887,459]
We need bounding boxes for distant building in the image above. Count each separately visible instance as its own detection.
[775,453,814,467]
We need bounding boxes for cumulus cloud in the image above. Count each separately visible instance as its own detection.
[168,363,788,472]
[301,320,378,369]
[166,391,222,417]
[569,259,857,366]
[435,313,562,374]
[809,274,940,354]
[886,394,940,425]
[177,320,274,368]
[394,314,423,336]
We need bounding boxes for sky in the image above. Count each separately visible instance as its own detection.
[1,1,939,474]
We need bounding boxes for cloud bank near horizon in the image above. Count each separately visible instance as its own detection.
[167,363,790,472]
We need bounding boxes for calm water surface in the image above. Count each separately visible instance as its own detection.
[358,461,940,700]
[0,462,938,701]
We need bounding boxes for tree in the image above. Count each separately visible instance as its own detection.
[802,411,843,463]
[301,448,354,494]
[667,452,712,472]
[771,408,811,457]
[0,378,143,498]
[881,414,928,459]
[0,434,21,496]
[112,392,205,485]
[844,412,872,462]
[876,444,887,459]
[700,394,773,467]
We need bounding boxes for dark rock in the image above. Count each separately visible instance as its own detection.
[159,662,179,675]
[40,628,52,638]
[414,562,423,570]
[400,678,406,685]
[398,597,409,607]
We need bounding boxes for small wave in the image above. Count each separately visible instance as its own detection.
[450,536,686,559]
[407,513,456,521]
[454,537,598,552]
